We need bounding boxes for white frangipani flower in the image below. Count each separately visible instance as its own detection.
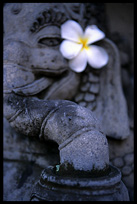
[60,20,109,73]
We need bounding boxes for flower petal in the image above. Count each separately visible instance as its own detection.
[60,40,82,59]
[84,25,105,45]
[86,45,109,69]
[61,20,83,43]
[69,49,88,72]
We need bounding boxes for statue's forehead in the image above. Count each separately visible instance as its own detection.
[4,3,79,23]
[4,3,71,38]
[4,3,89,41]
[4,3,66,16]
[4,3,84,29]
[29,5,69,33]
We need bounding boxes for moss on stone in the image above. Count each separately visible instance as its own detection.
[54,162,111,178]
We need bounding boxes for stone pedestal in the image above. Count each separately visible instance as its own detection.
[30,165,129,201]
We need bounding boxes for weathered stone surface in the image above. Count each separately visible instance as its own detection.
[60,130,109,171]
[4,118,60,168]
[74,93,84,103]
[120,51,130,66]
[86,101,97,110]
[30,165,129,201]
[80,82,90,92]
[88,72,100,83]
[78,101,87,107]
[108,129,134,161]
[3,2,133,201]
[3,161,43,201]
[73,38,130,140]
[93,39,130,140]
[4,3,130,143]
[89,83,100,94]
[84,93,95,102]
[124,153,134,165]
[122,166,132,176]
[108,129,134,200]
[113,157,124,168]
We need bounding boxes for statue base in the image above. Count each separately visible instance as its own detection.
[30,165,129,201]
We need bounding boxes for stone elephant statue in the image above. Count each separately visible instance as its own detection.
[4,3,129,172]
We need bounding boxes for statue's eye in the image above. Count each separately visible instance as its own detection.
[38,37,62,46]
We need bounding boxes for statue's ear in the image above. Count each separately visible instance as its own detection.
[94,38,130,140]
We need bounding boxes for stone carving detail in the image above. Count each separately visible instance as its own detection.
[4,3,111,172]
[30,8,68,33]
[30,165,129,201]
[3,3,132,201]
[111,152,134,177]
[74,67,100,111]
[4,3,130,141]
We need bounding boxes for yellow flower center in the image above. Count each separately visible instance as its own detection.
[79,37,89,50]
